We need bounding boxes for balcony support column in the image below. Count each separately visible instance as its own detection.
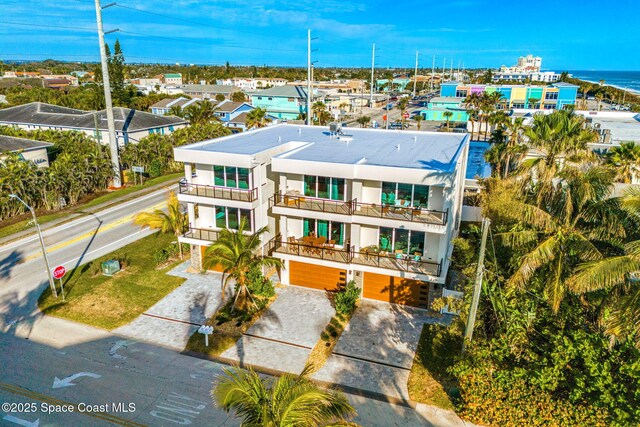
[185,164,192,183]
[190,244,203,272]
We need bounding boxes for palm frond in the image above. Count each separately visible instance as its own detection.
[569,256,640,294]
[507,236,558,290]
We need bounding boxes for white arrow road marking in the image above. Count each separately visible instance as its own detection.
[2,415,40,427]
[52,372,101,389]
[109,340,135,360]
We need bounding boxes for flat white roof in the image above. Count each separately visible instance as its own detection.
[179,124,468,173]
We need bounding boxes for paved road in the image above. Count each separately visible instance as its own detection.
[0,184,176,326]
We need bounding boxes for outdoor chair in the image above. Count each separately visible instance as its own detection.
[395,250,404,259]
[326,239,336,248]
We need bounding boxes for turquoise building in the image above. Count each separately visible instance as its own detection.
[420,97,469,122]
[439,82,578,110]
[250,86,308,120]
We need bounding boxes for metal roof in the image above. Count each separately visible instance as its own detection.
[0,135,53,152]
[251,85,308,99]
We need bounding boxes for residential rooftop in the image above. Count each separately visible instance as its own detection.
[0,102,188,131]
[181,84,239,94]
[179,124,468,173]
[0,135,53,152]
[251,85,308,99]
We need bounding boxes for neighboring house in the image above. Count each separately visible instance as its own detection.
[163,73,183,85]
[0,102,188,146]
[129,77,163,86]
[250,85,308,120]
[174,124,469,310]
[0,135,52,167]
[42,78,71,90]
[420,97,468,122]
[42,74,79,86]
[219,78,288,91]
[182,84,240,100]
[150,97,201,115]
[440,81,578,110]
[575,111,640,148]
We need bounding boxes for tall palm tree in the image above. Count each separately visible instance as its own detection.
[202,219,282,311]
[502,117,527,177]
[413,114,423,130]
[184,100,219,125]
[396,97,409,128]
[245,108,272,129]
[312,101,328,125]
[213,363,357,426]
[491,166,623,313]
[520,109,599,207]
[527,97,540,109]
[443,111,453,131]
[133,191,187,258]
[568,188,640,347]
[595,93,604,111]
[606,141,640,184]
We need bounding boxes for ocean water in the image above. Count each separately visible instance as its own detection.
[567,70,640,93]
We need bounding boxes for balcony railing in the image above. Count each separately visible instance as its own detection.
[182,227,219,242]
[267,235,442,277]
[270,192,448,226]
[179,182,258,202]
[351,251,442,277]
[353,202,448,226]
[268,235,352,264]
[270,193,354,215]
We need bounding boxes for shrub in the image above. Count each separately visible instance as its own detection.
[148,159,165,178]
[334,280,361,315]
[153,248,170,265]
[246,264,275,298]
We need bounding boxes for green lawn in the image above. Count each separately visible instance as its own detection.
[407,324,462,410]
[38,232,185,330]
[0,172,182,241]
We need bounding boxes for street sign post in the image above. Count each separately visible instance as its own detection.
[52,265,66,301]
[198,325,214,346]
[132,166,144,186]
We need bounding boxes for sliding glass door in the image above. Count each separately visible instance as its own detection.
[303,175,346,200]
[378,227,425,255]
[381,182,430,208]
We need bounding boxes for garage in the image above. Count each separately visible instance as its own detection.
[363,272,430,309]
[289,261,346,291]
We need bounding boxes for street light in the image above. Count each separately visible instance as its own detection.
[9,194,58,298]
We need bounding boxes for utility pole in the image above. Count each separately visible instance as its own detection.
[430,54,435,93]
[463,217,491,352]
[450,59,453,80]
[306,29,312,125]
[442,58,446,81]
[370,43,375,106]
[412,50,418,97]
[94,0,121,188]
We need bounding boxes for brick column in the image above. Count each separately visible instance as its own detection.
[190,244,203,272]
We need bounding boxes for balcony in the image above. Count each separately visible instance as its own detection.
[270,193,448,226]
[268,236,351,264]
[182,227,219,242]
[270,193,353,215]
[351,250,442,277]
[179,182,258,202]
[353,202,448,226]
[267,235,442,277]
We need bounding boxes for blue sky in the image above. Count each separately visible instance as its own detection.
[1,0,638,70]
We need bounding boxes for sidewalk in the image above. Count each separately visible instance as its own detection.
[0,177,179,246]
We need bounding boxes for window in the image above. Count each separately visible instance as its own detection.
[512,103,525,109]
[456,90,468,98]
[268,97,273,100]
[257,96,262,100]
[544,103,557,110]
[215,206,252,230]
[303,176,346,200]
[381,182,430,208]
[169,126,174,132]
[212,165,252,189]
[288,97,295,102]
[379,228,425,255]
[545,92,558,100]
[303,219,344,245]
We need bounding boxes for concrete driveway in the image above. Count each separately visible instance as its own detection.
[313,299,449,402]
[114,262,231,350]
[221,286,334,374]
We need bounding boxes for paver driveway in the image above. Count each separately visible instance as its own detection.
[221,286,334,374]
[313,299,450,402]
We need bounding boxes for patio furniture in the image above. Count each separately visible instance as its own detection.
[326,239,336,248]
[395,250,404,259]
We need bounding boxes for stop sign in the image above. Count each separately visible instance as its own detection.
[52,265,66,280]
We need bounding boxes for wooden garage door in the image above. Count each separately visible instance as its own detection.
[289,261,346,291]
[363,272,430,308]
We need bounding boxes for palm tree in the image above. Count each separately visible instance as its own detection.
[581,83,593,109]
[133,191,187,258]
[492,166,623,313]
[396,97,409,128]
[443,111,453,131]
[202,219,282,311]
[413,114,423,130]
[606,142,640,184]
[167,105,184,118]
[520,109,599,207]
[312,101,328,125]
[527,97,540,109]
[183,100,219,125]
[245,108,272,129]
[568,188,640,346]
[503,117,527,177]
[213,363,357,426]
[356,115,371,128]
